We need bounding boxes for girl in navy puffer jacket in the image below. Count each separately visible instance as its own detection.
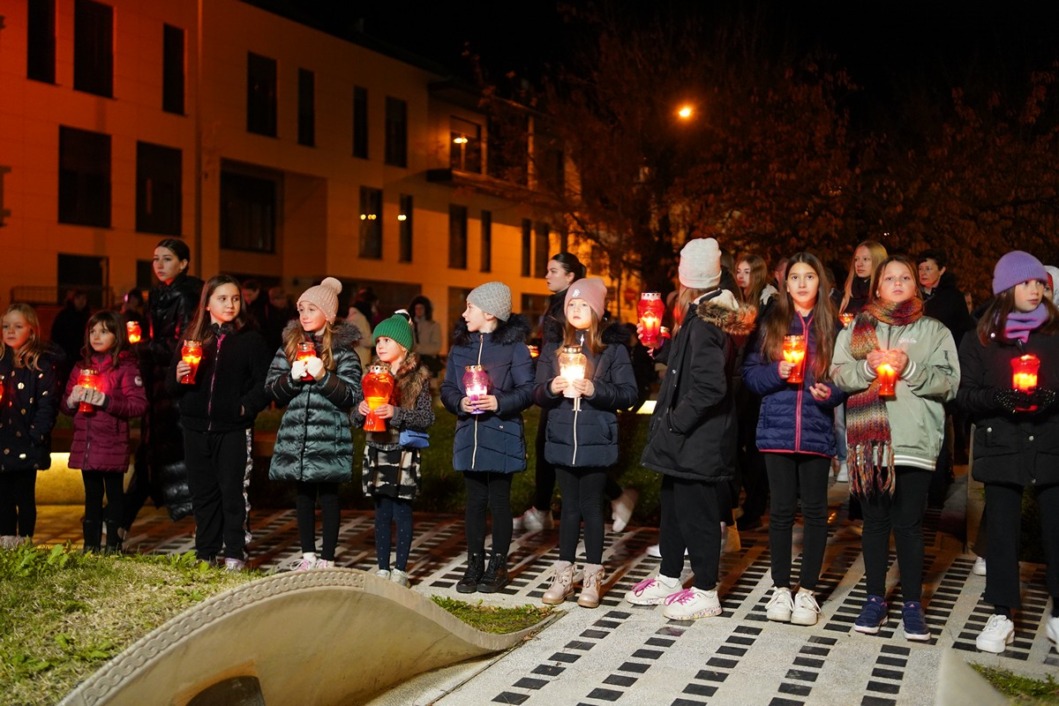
[62,311,149,553]
[743,252,844,627]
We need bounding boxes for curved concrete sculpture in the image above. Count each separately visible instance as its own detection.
[61,570,550,706]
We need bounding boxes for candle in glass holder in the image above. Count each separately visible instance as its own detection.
[527,344,540,359]
[126,320,142,344]
[638,292,665,347]
[558,345,588,398]
[1011,353,1040,411]
[782,335,807,384]
[362,364,395,432]
[77,368,100,413]
[876,362,897,397]
[462,364,491,414]
[839,312,855,328]
[180,340,202,384]
[296,341,316,381]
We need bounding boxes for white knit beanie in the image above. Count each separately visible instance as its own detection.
[678,238,722,289]
[297,277,343,323]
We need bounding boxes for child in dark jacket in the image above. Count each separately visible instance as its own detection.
[535,278,638,608]
[62,311,149,553]
[168,275,272,569]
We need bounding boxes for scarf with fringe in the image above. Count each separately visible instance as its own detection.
[846,297,923,498]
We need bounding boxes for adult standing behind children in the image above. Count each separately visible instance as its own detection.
[442,282,534,594]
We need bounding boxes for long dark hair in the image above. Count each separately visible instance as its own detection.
[977,288,1059,345]
[81,310,128,366]
[759,252,837,382]
[186,274,251,344]
[551,252,586,282]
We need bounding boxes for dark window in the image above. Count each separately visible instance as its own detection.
[58,253,108,309]
[398,194,413,263]
[247,52,277,137]
[480,210,492,273]
[359,187,382,259]
[385,97,407,167]
[534,222,550,277]
[58,126,110,227]
[136,142,182,235]
[135,259,154,292]
[27,0,56,83]
[488,113,528,185]
[162,24,185,114]
[520,219,532,276]
[449,205,468,269]
[352,86,368,159]
[74,0,113,97]
[220,170,276,252]
[450,117,482,173]
[297,68,315,146]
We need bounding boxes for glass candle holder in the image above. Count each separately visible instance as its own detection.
[782,335,807,384]
[126,320,142,344]
[296,340,316,381]
[558,345,588,398]
[1012,353,1040,411]
[462,364,491,414]
[876,362,897,397]
[77,368,100,414]
[839,312,855,328]
[180,340,202,384]
[362,364,395,432]
[637,292,665,347]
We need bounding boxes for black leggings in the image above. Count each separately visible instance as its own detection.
[375,496,413,571]
[83,471,125,527]
[983,482,1059,612]
[765,453,831,590]
[556,465,607,564]
[860,467,932,602]
[296,481,340,561]
[659,475,721,591]
[464,471,513,556]
[532,415,556,512]
[0,469,36,537]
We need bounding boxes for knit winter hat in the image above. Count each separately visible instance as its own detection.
[468,281,512,321]
[678,238,722,289]
[1044,266,1059,303]
[565,278,608,319]
[992,251,1047,295]
[297,277,342,323]
[373,314,415,352]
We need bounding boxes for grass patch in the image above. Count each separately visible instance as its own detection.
[971,664,1059,703]
[431,596,552,634]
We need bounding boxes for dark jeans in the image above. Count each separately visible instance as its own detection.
[464,471,513,556]
[659,475,721,591]
[860,467,932,602]
[0,469,37,537]
[375,496,413,571]
[984,482,1059,611]
[556,465,607,564]
[765,453,831,590]
[184,428,253,561]
[296,481,340,560]
[82,471,125,527]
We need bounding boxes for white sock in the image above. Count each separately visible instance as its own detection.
[658,574,680,588]
[302,552,316,561]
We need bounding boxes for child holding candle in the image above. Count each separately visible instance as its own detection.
[267,277,362,571]
[0,304,61,548]
[353,314,434,587]
[168,275,272,569]
[956,251,1059,654]
[442,282,535,593]
[831,255,959,640]
[535,278,639,607]
[62,311,149,553]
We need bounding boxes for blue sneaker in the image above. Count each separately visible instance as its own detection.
[902,601,930,641]
[854,595,888,634]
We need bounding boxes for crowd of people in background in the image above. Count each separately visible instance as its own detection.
[2,234,1059,657]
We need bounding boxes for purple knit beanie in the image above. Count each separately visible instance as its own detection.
[992,251,1047,295]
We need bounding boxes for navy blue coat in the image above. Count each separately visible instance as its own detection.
[0,347,61,472]
[742,312,844,457]
[441,316,534,473]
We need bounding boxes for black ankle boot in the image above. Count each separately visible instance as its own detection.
[82,520,102,554]
[457,552,484,594]
[477,552,508,593]
[104,522,123,555]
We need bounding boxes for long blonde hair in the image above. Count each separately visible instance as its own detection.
[0,304,47,371]
[671,285,711,337]
[841,240,887,314]
[282,322,337,371]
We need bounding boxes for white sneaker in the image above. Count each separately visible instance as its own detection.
[316,559,335,569]
[791,589,821,626]
[972,556,987,576]
[662,587,722,620]
[0,535,18,550]
[646,543,689,559]
[224,558,246,572]
[624,575,681,605]
[976,614,1014,653]
[611,489,639,532]
[293,554,317,572]
[1047,615,1058,646]
[515,507,553,532]
[375,569,391,580]
[766,586,793,622]
[835,462,849,482]
[390,569,410,587]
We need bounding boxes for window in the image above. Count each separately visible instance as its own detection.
[74,0,113,97]
[450,117,482,173]
[220,170,276,252]
[27,0,56,83]
[449,205,467,269]
[247,52,277,137]
[534,222,550,277]
[520,219,532,277]
[385,97,407,167]
[136,142,182,235]
[359,187,382,259]
[488,113,528,185]
[398,194,413,263]
[162,25,185,114]
[480,210,492,273]
[298,69,315,146]
[352,86,368,159]
[59,126,110,227]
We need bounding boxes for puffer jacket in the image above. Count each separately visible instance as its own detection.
[351,353,435,449]
[533,323,638,468]
[957,325,1059,487]
[641,291,756,481]
[62,352,149,472]
[267,323,362,483]
[742,311,844,457]
[441,315,534,473]
[0,347,61,472]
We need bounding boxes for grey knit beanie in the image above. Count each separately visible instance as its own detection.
[468,281,512,321]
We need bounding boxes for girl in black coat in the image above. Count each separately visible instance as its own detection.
[535,279,638,608]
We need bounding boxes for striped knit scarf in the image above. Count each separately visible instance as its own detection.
[846,297,924,498]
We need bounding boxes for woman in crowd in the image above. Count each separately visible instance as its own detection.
[735,254,779,309]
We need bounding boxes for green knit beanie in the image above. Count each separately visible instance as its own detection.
[372,314,414,352]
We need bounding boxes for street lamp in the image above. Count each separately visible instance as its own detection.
[676,104,694,120]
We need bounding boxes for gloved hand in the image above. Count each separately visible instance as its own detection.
[305,356,325,381]
[1032,388,1058,413]
[993,388,1033,413]
[68,385,84,409]
[290,359,307,381]
[82,387,107,407]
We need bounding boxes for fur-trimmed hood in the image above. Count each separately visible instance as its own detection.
[281,320,362,349]
[451,313,531,347]
[695,290,757,337]
[367,353,431,409]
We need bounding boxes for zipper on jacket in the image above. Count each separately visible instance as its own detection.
[471,333,484,469]
[793,313,811,452]
[206,334,225,432]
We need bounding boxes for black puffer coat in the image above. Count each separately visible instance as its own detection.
[0,347,61,472]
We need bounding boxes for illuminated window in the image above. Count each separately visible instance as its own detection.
[450,117,482,173]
